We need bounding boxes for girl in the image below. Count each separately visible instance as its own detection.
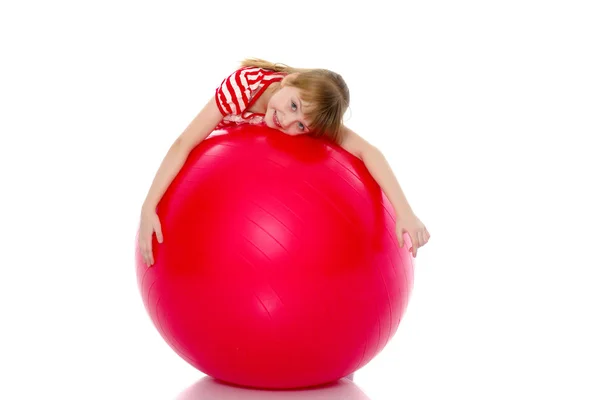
[139,58,430,266]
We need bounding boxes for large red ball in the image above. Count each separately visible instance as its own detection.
[135,124,414,389]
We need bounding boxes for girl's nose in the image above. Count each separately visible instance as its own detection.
[279,112,292,129]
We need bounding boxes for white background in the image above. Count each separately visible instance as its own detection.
[1,0,599,398]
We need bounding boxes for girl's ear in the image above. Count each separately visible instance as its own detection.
[282,72,300,86]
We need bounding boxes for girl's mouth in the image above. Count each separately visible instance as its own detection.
[273,110,282,128]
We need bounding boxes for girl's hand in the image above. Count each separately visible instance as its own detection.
[396,213,430,258]
[139,207,163,266]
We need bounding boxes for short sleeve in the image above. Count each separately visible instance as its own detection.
[215,67,262,117]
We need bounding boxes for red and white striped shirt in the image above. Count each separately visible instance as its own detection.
[214,66,285,130]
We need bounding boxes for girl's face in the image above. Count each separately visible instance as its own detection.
[265,83,311,136]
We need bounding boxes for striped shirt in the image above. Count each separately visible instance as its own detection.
[214,66,285,130]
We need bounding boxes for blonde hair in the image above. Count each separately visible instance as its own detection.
[240,58,350,144]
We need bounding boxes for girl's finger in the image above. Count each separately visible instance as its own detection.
[140,245,147,265]
[145,243,152,266]
[410,232,417,257]
[418,231,425,247]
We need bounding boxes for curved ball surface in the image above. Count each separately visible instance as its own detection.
[136,124,414,389]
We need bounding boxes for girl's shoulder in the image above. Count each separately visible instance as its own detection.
[225,66,286,83]
[215,67,285,117]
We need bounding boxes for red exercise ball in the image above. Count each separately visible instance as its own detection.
[135,124,414,389]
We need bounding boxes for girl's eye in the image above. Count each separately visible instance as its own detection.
[291,101,304,130]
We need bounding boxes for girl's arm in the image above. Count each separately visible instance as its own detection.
[339,126,430,257]
[139,97,223,266]
[142,97,223,211]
